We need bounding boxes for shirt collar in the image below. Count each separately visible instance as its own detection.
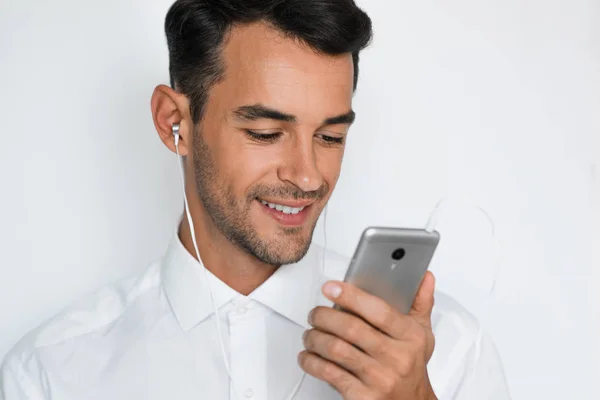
[161,231,241,331]
[161,230,326,332]
[250,245,324,329]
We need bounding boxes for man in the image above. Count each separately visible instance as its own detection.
[1,0,511,399]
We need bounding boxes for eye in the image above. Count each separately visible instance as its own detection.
[244,130,282,143]
[317,134,345,145]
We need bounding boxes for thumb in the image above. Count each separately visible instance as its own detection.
[409,271,435,326]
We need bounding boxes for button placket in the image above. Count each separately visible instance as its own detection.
[236,307,247,315]
[227,301,267,400]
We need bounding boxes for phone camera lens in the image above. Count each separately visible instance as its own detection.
[391,248,405,261]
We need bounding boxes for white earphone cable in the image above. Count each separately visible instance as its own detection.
[173,125,314,400]
[424,196,499,297]
[174,130,241,400]
[423,196,499,398]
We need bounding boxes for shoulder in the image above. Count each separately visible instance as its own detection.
[1,261,164,378]
[431,290,481,340]
[427,293,510,397]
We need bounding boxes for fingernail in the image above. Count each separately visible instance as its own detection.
[297,351,305,364]
[323,282,342,298]
[302,330,308,341]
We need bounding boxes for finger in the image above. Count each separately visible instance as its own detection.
[308,306,390,358]
[302,328,380,383]
[408,271,435,327]
[298,350,365,398]
[322,280,412,339]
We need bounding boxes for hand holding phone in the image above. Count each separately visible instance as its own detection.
[341,227,440,314]
[299,228,439,399]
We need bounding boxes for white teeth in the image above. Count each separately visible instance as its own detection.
[260,200,305,215]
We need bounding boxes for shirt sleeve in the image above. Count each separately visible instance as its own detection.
[452,329,512,400]
[0,355,47,400]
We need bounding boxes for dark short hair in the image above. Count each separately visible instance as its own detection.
[165,0,373,124]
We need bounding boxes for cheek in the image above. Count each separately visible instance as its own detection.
[226,145,279,192]
[317,149,344,189]
[204,122,275,195]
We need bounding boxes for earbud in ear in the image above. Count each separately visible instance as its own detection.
[172,123,181,147]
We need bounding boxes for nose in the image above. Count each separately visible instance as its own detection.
[277,137,323,193]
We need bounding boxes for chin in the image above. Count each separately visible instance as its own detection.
[246,200,321,264]
[273,242,312,265]
[251,225,315,266]
[269,227,314,263]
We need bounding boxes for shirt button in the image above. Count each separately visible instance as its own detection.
[237,307,247,315]
[243,388,254,398]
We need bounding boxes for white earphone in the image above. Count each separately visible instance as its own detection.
[171,122,307,400]
[171,122,241,399]
[172,122,180,147]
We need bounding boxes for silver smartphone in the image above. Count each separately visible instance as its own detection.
[341,227,440,315]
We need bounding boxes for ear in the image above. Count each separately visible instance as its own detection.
[150,85,193,156]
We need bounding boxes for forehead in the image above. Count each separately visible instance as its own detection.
[213,22,354,121]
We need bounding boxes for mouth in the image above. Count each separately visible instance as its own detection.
[256,198,315,226]
[259,199,308,215]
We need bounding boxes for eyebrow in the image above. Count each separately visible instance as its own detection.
[232,104,355,126]
[323,110,355,126]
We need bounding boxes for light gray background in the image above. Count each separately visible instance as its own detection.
[1,0,598,399]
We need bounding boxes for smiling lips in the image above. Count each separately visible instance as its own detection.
[258,198,314,226]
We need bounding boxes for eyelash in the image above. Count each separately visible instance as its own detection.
[244,130,344,145]
[245,130,281,142]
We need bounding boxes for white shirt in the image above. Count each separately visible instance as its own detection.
[0,232,511,400]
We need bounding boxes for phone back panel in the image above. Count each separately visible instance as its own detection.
[343,227,440,314]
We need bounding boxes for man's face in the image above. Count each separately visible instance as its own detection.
[191,22,354,266]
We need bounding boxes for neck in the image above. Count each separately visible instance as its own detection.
[178,206,277,296]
